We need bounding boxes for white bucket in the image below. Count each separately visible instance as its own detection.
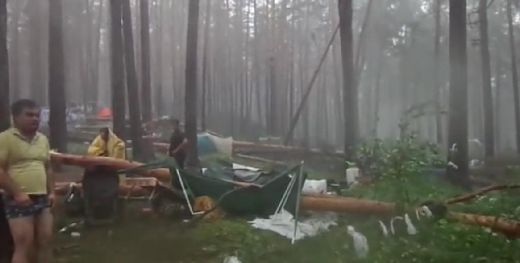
[346,167,360,185]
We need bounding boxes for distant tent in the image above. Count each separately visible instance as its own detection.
[97,108,113,119]
[197,132,233,157]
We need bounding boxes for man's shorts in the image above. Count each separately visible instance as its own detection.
[2,195,50,219]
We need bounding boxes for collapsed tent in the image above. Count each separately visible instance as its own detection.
[197,132,233,157]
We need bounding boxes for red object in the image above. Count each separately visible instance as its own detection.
[97,107,113,119]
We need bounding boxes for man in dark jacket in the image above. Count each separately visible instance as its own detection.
[168,119,188,169]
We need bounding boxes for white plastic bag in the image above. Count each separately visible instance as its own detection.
[302,179,327,195]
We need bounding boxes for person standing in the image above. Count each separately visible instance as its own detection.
[0,99,55,263]
[168,119,188,169]
[87,127,126,159]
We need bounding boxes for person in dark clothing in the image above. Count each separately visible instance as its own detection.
[0,192,14,263]
[168,119,188,169]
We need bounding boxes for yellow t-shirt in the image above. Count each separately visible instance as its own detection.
[0,128,49,194]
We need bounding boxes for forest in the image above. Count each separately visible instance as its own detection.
[1,0,520,262]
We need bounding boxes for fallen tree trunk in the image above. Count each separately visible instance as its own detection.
[301,195,520,238]
[54,182,151,197]
[50,152,171,182]
[301,195,396,215]
[447,212,520,238]
[446,184,520,204]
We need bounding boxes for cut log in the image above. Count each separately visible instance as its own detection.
[301,195,396,215]
[50,152,171,182]
[55,181,155,197]
[447,212,520,239]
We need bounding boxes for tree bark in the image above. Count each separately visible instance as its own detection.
[434,0,443,145]
[184,0,200,167]
[478,0,494,157]
[29,1,46,106]
[353,0,374,88]
[338,0,357,159]
[110,0,126,139]
[494,52,501,148]
[153,0,163,117]
[447,0,469,186]
[48,0,67,153]
[0,0,9,132]
[140,0,152,122]
[122,0,147,161]
[507,0,520,154]
[201,0,211,131]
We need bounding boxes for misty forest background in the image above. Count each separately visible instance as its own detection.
[0,0,519,180]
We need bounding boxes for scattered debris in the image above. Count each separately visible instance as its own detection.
[415,206,434,221]
[223,256,242,263]
[302,179,327,195]
[378,220,389,237]
[58,221,83,234]
[347,225,369,258]
[345,167,360,186]
[249,210,337,241]
[404,214,418,235]
[390,216,404,235]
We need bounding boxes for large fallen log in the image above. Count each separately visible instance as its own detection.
[300,195,396,215]
[50,152,171,182]
[54,182,151,197]
[447,212,520,239]
[301,194,520,238]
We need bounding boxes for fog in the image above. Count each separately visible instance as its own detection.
[3,0,520,155]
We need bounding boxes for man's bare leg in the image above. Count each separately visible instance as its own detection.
[34,208,52,263]
[8,217,34,263]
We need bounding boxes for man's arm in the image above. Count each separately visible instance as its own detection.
[171,138,189,155]
[168,134,175,156]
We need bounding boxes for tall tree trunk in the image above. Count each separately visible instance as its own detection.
[338,0,356,159]
[447,0,469,186]
[373,48,383,137]
[478,0,494,157]
[201,0,211,131]
[110,0,126,138]
[29,1,46,106]
[507,0,520,154]
[153,0,163,117]
[434,0,443,144]
[122,0,146,160]
[87,0,104,105]
[253,0,263,128]
[353,0,374,88]
[48,0,67,153]
[140,0,152,122]
[0,0,9,132]
[494,53,501,150]
[184,0,200,167]
[8,0,24,102]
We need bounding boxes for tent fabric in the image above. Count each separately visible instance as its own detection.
[196,132,233,158]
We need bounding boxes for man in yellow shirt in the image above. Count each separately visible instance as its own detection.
[0,99,54,263]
